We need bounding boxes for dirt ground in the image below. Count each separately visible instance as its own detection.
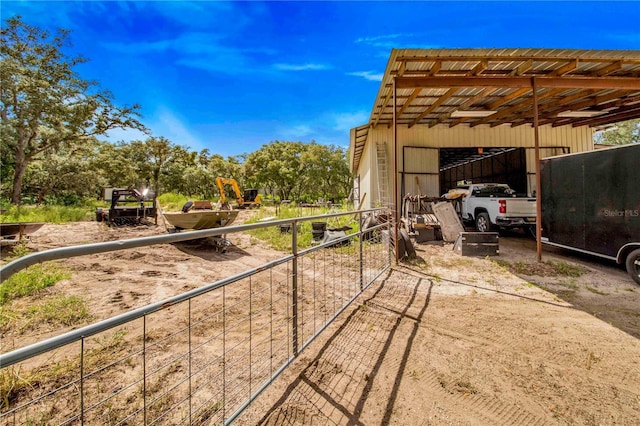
[2,214,639,425]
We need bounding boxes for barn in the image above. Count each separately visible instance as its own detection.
[349,48,640,212]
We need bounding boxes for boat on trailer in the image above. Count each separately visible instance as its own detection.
[0,222,45,246]
[162,201,239,231]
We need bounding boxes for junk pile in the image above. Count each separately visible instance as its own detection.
[402,194,464,244]
[311,221,353,247]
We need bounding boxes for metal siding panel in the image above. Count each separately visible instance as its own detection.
[386,122,593,196]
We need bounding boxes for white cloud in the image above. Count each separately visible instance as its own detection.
[355,33,415,48]
[277,124,314,139]
[155,109,204,150]
[102,107,204,151]
[273,63,332,71]
[355,34,408,44]
[331,111,370,132]
[346,71,383,82]
[103,31,277,75]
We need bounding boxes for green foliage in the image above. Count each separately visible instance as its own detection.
[244,141,352,203]
[1,20,352,206]
[24,295,90,327]
[21,139,107,205]
[547,260,587,277]
[594,119,640,145]
[245,205,358,251]
[157,192,192,212]
[1,295,90,333]
[1,16,145,205]
[0,264,71,304]
[0,204,92,223]
[490,258,511,269]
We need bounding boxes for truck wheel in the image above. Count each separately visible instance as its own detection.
[625,249,640,285]
[475,212,492,232]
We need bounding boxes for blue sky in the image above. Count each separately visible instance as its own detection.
[3,1,639,157]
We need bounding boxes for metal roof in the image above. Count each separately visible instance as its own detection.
[351,48,640,171]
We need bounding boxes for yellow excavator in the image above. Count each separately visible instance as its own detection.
[215,177,261,209]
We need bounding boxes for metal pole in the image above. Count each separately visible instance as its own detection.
[393,77,399,264]
[291,220,299,356]
[359,211,364,291]
[80,338,84,425]
[533,77,543,263]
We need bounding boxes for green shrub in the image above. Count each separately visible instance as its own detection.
[245,206,358,251]
[0,205,92,223]
[0,264,71,304]
[24,295,90,327]
[157,193,193,212]
[546,260,587,277]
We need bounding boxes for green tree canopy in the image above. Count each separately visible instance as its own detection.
[0,16,145,204]
[594,119,640,146]
[244,141,352,202]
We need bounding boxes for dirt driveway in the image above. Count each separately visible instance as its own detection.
[2,219,639,425]
[240,234,640,425]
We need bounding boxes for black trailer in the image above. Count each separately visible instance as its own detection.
[96,188,157,226]
[540,144,640,284]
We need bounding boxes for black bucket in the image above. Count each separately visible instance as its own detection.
[311,222,327,240]
[279,223,292,233]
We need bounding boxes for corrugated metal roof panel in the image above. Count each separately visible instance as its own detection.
[355,48,640,172]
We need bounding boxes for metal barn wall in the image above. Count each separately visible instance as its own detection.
[358,135,374,208]
[362,123,593,206]
[403,146,440,198]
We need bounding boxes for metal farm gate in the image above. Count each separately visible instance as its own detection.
[0,209,390,425]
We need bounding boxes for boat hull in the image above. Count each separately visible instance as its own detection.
[0,222,45,246]
[163,210,239,230]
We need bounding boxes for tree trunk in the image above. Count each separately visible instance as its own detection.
[153,169,160,196]
[11,149,27,205]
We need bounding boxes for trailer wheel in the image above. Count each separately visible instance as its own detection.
[475,212,492,232]
[625,249,640,285]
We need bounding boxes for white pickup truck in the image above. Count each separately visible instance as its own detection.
[445,183,537,233]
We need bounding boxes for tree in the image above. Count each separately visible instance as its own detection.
[245,141,306,201]
[24,139,104,205]
[0,16,145,204]
[301,143,352,202]
[594,119,640,145]
[128,137,194,196]
[91,141,140,189]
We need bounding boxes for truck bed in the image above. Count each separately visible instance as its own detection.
[505,198,536,218]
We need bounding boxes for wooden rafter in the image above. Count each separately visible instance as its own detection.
[397,89,422,118]
[372,61,406,127]
[447,59,535,127]
[407,88,457,128]
[542,90,637,126]
[405,60,488,128]
[571,104,640,127]
[507,89,599,127]
[470,88,561,128]
[595,60,623,76]
[396,55,640,64]
[395,76,640,90]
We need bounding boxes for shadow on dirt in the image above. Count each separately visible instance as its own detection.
[258,270,433,425]
[173,238,252,261]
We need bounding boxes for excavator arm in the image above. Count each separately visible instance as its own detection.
[214,177,261,209]
[215,177,244,204]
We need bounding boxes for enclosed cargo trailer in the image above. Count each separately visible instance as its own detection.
[540,144,640,284]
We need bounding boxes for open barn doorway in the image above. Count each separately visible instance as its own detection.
[439,147,528,195]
